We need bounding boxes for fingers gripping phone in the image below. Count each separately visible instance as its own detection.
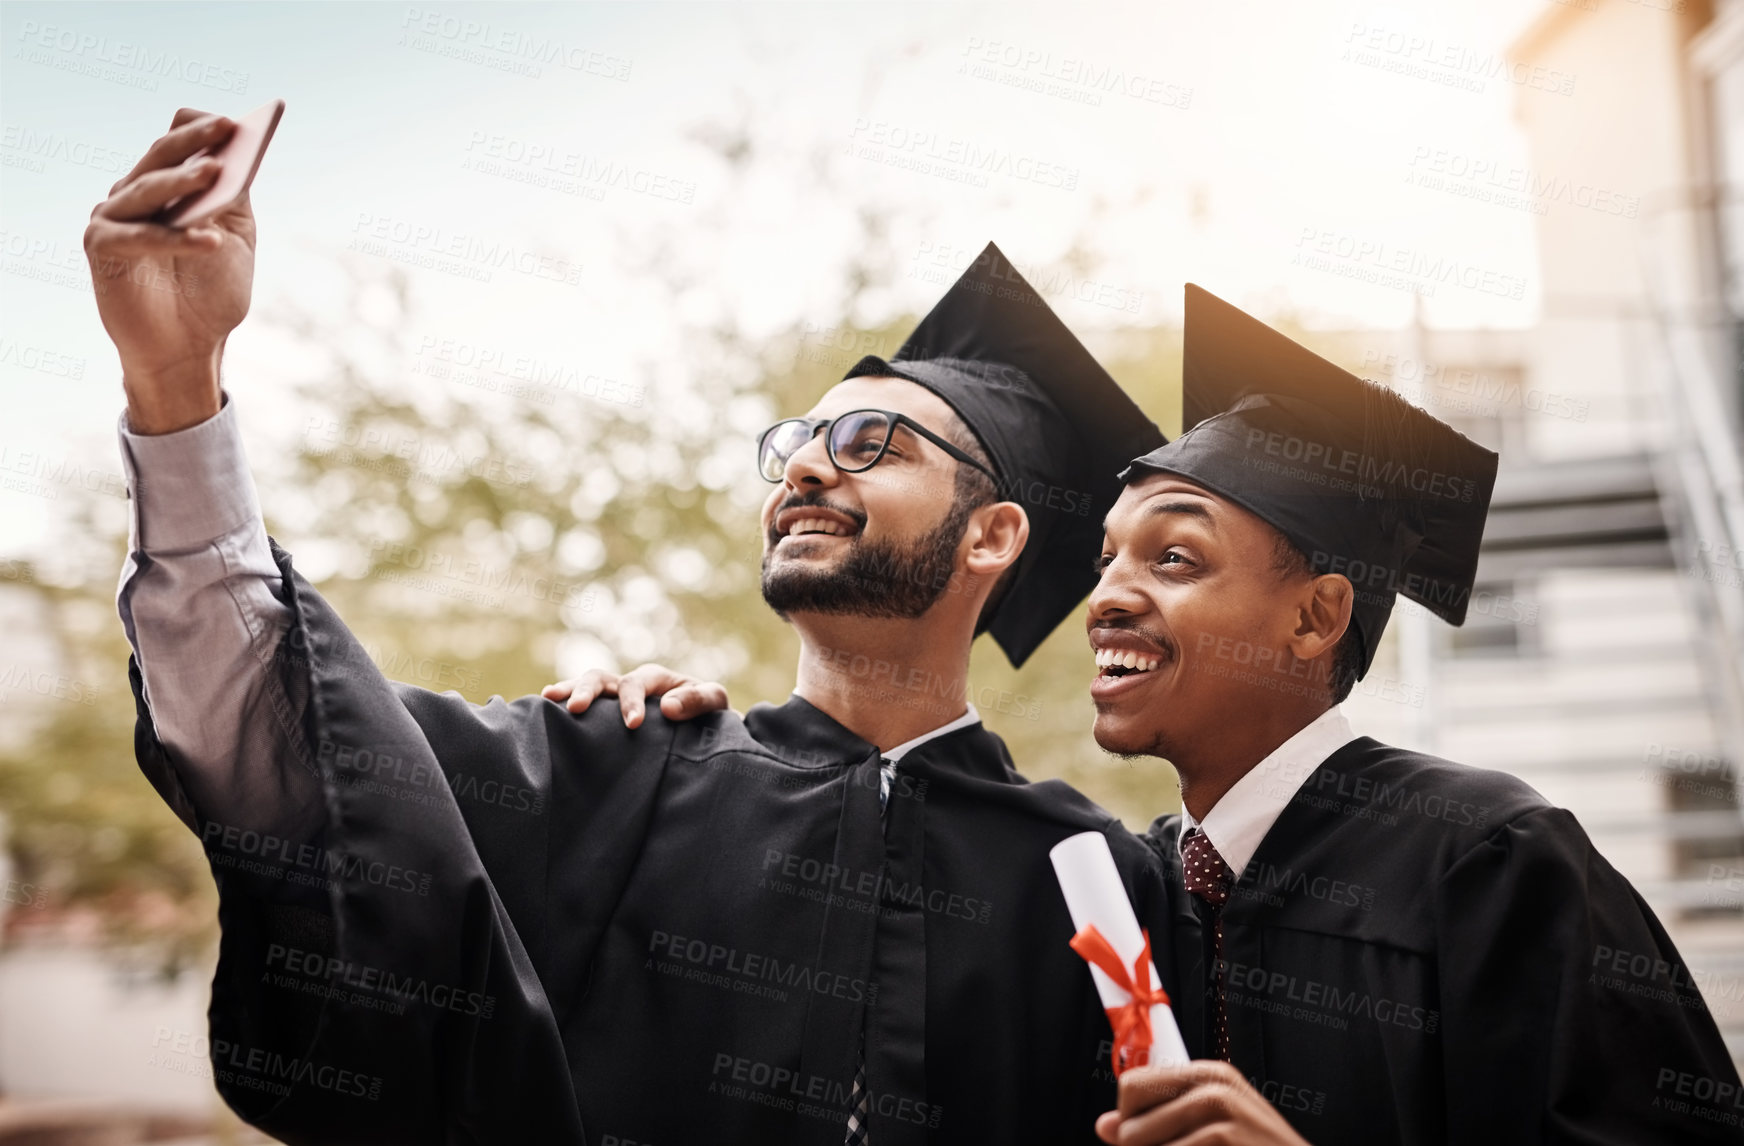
[159,98,285,228]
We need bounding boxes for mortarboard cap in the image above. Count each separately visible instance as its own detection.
[842,242,1165,667]
[1119,284,1498,678]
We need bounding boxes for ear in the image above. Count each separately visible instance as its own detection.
[962,501,1029,580]
[1288,573,1354,662]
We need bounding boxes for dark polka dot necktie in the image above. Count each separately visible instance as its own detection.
[1181,827,1234,1061]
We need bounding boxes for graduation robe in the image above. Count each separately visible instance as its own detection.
[129,541,1168,1145]
[1147,736,1742,1145]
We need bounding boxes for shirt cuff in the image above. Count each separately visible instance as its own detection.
[119,392,264,552]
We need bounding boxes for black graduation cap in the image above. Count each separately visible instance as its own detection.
[1119,284,1498,678]
[841,242,1165,667]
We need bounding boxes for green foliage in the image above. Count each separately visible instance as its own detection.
[0,560,217,968]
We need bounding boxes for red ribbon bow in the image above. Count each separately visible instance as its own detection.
[1069,925,1168,1076]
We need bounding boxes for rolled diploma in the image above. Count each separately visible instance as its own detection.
[1050,830,1190,1067]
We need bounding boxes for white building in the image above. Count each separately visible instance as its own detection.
[1331,0,1744,1068]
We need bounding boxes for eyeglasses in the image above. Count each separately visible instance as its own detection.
[756,408,998,484]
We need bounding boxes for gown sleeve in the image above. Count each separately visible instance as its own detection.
[116,395,324,842]
[1433,806,1742,1144]
[129,538,605,1145]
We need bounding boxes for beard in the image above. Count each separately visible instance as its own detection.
[761,494,975,620]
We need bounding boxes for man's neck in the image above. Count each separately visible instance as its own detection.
[1170,701,1329,821]
[790,615,975,752]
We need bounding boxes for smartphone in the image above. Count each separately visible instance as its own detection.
[158,98,285,228]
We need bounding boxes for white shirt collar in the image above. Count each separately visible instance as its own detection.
[882,703,982,762]
[1178,705,1357,878]
[793,695,982,763]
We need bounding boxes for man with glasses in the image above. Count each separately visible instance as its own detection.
[94,109,1171,1146]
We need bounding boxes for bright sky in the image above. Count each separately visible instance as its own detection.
[2,0,1554,562]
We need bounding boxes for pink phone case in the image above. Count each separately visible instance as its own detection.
[159,98,285,228]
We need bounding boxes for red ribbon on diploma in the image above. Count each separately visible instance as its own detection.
[1069,925,1169,1076]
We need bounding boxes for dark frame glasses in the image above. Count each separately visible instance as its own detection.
[756,408,998,484]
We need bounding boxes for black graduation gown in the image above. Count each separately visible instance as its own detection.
[1147,736,1742,1145]
[129,541,1169,1145]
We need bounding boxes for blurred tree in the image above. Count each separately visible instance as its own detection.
[0,525,218,969]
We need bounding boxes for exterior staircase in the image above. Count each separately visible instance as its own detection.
[1347,441,1744,1068]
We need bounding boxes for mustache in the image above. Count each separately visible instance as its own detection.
[766,493,868,544]
[1089,619,1175,658]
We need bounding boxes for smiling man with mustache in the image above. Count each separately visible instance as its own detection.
[1087,287,1740,1145]
[90,113,1172,1146]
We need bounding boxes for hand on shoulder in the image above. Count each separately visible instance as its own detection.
[541,663,732,728]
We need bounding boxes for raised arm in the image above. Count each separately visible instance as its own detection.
[89,108,326,837]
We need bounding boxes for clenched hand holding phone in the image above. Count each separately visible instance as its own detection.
[83,100,284,436]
